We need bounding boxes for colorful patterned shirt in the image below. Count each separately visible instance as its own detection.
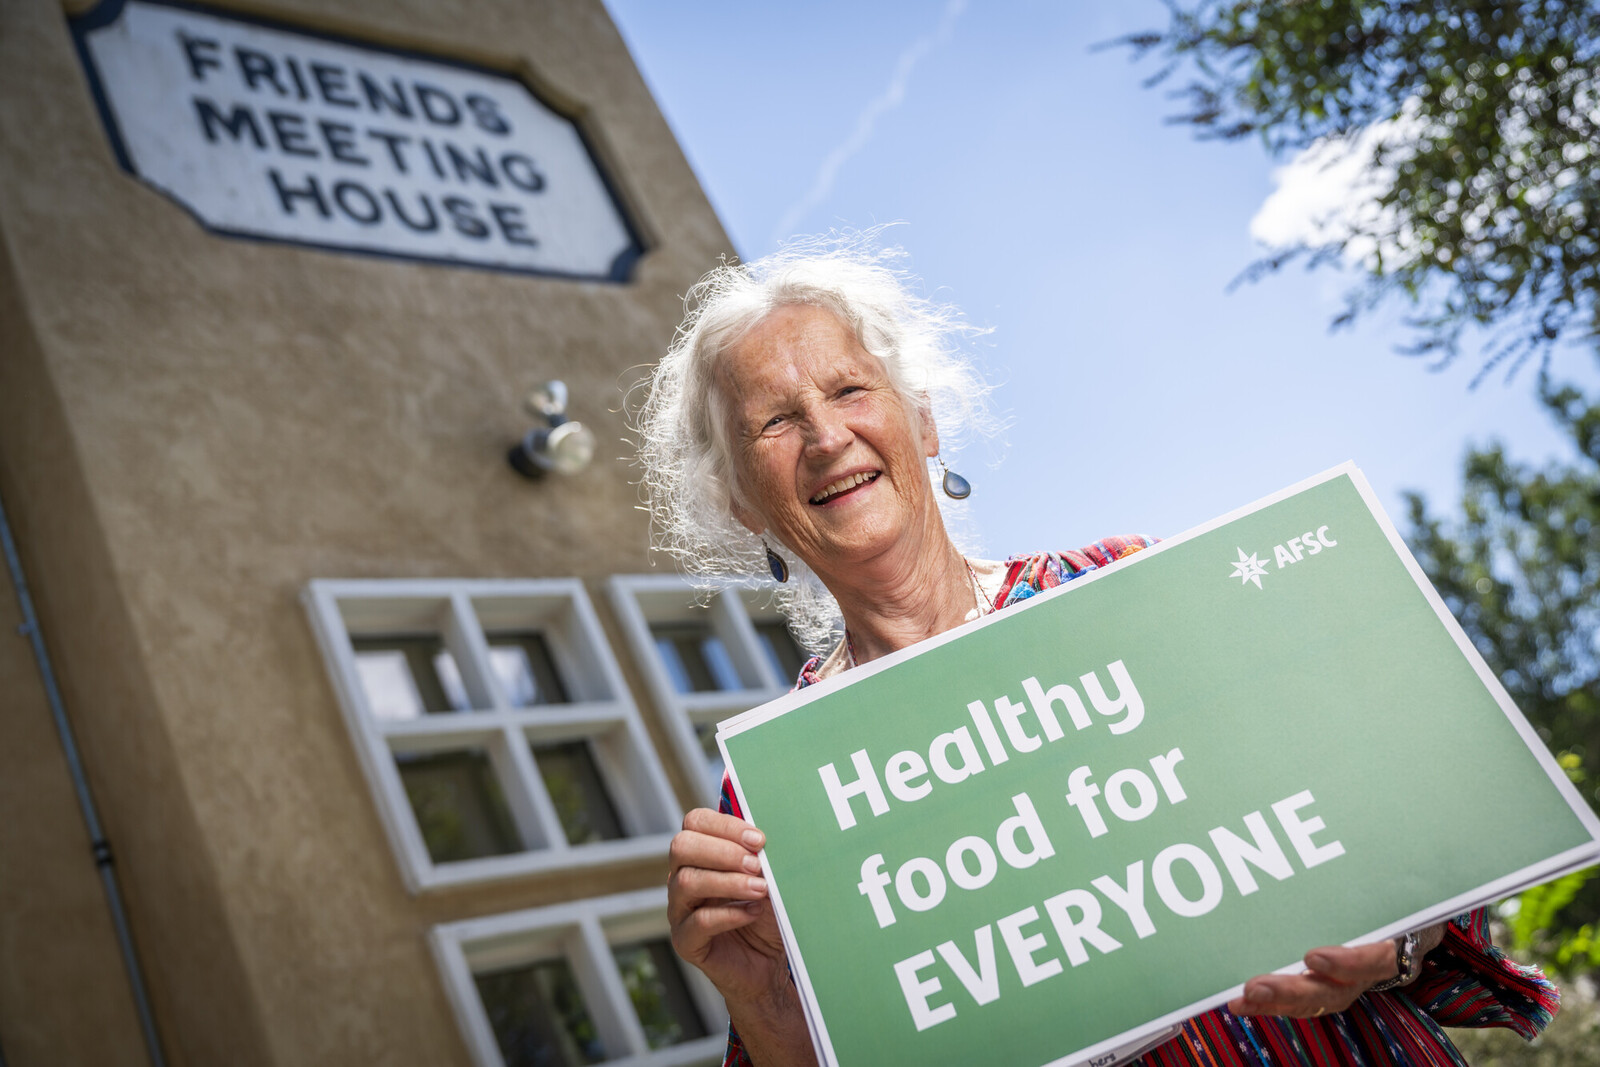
[717,537,1557,1067]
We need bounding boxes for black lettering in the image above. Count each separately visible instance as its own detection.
[421,138,446,178]
[414,83,461,126]
[385,190,440,232]
[500,153,545,193]
[179,33,222,81]
[267,111,318,157]
[193,97,264,147]
[332,181,381,225]
[283,56,310,100]
[319,120,368,166]
[268,169,330,217]
[311,62,359,108]
[365,129,411,172]
[358,73,413,119]
[465,93,510,136]
[234,46,286,95]
[442,196,489,239]
[490,202,537,247]
[444,143,497,187]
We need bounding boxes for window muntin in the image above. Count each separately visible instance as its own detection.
[433,888,725,1067]
[304,580,681,892]
[608,576,806,800]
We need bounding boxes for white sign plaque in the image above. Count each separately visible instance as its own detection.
[72,0,645,280]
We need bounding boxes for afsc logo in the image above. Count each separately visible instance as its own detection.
[1228,526,1338,589]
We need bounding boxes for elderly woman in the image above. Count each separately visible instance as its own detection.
[638,245,1556,1067]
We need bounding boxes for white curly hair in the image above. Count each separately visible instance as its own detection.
[634,236,1001,654]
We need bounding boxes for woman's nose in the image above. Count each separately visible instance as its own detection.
[804,407,853,456]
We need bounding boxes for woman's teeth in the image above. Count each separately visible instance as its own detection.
[811,471,878,504]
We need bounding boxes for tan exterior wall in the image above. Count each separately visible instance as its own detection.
[0,504,148,1066]
[0,0,732,1062]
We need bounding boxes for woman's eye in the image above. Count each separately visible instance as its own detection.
[762,414,784,430]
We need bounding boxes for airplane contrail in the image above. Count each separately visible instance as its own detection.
[768,0,966,248]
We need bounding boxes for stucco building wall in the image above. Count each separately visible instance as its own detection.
[0,0,732,1062]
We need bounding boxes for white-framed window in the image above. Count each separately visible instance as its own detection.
[607,575,808,800]
[303,579,682,892]
[432,887,726,1067]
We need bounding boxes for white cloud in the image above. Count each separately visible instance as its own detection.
[1249,106,1423,266]
[768,0,966,247]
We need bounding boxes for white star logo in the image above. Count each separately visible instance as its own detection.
[1229,547,1268,589]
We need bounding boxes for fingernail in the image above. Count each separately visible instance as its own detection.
[1247,986,1271,1003]
[742,829,764,850]
[742,854,762,874]
[1306,953,1331,971]
[748,876,767,894]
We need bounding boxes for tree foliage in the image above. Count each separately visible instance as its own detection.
[1122,1,1600,380]
[1404,376,1600,964]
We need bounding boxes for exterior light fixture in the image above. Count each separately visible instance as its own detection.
[508,380,597,478]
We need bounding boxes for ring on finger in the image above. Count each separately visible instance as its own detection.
[1312,1006,1326,1018]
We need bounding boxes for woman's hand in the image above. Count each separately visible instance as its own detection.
[669,809,817,1065]
[1228,942,1399,1018]
[668,809,789,1006]
[1228,925,1443,1019]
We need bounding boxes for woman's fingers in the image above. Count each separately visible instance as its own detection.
[669,810,764,877]
[682,807,766,851]
[1304,942,1397,984]
[669,829,761,879]
[671,902,766,966]
[667,808,769,931]
[1229,973,1349,1018]
[1229,942,1400,1018]
[671,864,768,907]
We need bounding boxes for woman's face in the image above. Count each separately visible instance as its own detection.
[716,304,940,573]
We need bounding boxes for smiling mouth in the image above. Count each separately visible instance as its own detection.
[810,471,880,505]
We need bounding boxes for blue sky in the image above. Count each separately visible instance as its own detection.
[603,0,1593,555]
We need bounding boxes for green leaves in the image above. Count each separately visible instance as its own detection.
[1121,1,1600,379]
[1508,868,1596,958]
[1406,377,1600,968]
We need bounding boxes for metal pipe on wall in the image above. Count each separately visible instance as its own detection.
[0,490,168,1067]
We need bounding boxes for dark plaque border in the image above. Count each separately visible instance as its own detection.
[69,0,648,283]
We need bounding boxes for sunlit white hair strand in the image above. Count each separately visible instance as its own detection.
[634,234,1001,655]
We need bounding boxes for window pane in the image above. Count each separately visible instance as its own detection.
[754,621,807,685]
[475,957,605,1067]
[611,938,709,1050]
[352,635,469,717]
[487,632,569,707]
[532,741,623,845]
[652,633,696,695]
[649,621,741,693]
[695,724,724,784]
[433,651,471,711]
[353,651,426,721]
[395,748,522,863]
[699,635,742,691]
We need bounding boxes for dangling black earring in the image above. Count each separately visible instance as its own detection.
[937,456,971,500]
[763,538,790,583]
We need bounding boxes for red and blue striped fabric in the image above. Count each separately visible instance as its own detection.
[714,538,1556,1067]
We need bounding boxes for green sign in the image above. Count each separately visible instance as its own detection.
[718,464,1600,1067]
